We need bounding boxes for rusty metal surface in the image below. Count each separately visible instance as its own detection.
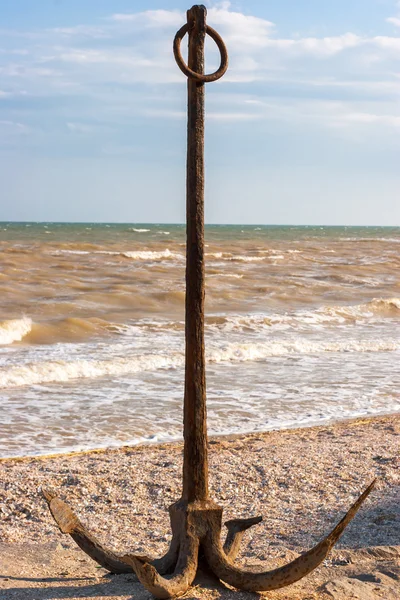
[181,3,209,505]
[173,20,228,83]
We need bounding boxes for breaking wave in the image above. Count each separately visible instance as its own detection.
[51,248,183,261]
[207,298,400,332]
[122,249,182,261]
[230,255,265,262]
[25,317,112,344]
[0,353,184,388]
[0,317,32,345]
[339,237,400,243]
[1,336,397,388]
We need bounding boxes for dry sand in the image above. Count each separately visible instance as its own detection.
[0,414,399,599]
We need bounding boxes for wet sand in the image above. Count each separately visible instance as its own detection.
[0,414,399,599]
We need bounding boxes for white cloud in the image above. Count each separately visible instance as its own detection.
[0,120,29,132]
[0,89,28,97]
[208,1,232,10]
[373,35,400,51]
[342,112,400,127]
[0,64,58,77]
[387,17,400,27]
[204,92,400,133]
[0,48,29,56]
[49,26,110,39]
[57,49,155,69]
[111,10,184,28]
[265,32,363,55]
[207,5,274,49]
[1,2,400,141]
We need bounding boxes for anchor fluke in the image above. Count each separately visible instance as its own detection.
[42,487,134,574]
[203,480,376,592]
[123,533,199,599]
[223,515,263,560]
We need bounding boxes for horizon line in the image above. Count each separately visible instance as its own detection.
[0,221,399,228]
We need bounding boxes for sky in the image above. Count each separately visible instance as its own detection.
[0,0,399,225]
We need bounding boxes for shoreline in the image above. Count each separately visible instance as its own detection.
[1,413,399,599]
[1,410,399,463]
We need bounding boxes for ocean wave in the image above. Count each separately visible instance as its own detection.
[1,317,136,346]
[207,339,398,363]
[0,353,184,388]
[0,317,32,345]
[207,298,400,332]
[25,317,112,344]
[50,248,183,261]
[366,297,400,312]
[206,252,224,258]
[130,228,151,233]
[317,298,400,321]
[1,335,397,388]
[339,237,400,243]
[206,252,267,263]
[229,255,265,262]
[208,273,243,279]
[122,249,182,261]
[205,252,266,263]
[51,249,91,255]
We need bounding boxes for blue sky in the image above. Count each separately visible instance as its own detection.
[1,0,399,225]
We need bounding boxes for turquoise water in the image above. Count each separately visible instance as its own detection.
[1,221,399,241]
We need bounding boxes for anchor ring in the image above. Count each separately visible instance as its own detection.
[173,23,228,83]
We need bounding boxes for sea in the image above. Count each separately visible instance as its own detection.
[0,222,399,458]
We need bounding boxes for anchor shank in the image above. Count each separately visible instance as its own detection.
[183,5,209,503]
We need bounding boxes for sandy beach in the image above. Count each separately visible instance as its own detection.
[0,414,399,599]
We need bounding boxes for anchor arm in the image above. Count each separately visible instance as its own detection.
[203,480,376,592]
[223,515,263,560]
[42,488,179,575]
[123,532,199,599]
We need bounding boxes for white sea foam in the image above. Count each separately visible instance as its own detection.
[51,249,90,255]
[208,273,243,279]
[0,352,184,388]
[51,249,183,261]
[369,297,400,311]
[339,237,400,243]
[206,252,224,258]
[122,249,183,261]
[130,228,151,232]
[230,255,265,262]
[209,298,400,333]
[207,339,398,363]
[0,317,32,345]
[1,335,397,388]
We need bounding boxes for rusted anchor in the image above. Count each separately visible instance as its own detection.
[42,5,376,598]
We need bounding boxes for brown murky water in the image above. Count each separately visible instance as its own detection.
[1,223,399,457]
